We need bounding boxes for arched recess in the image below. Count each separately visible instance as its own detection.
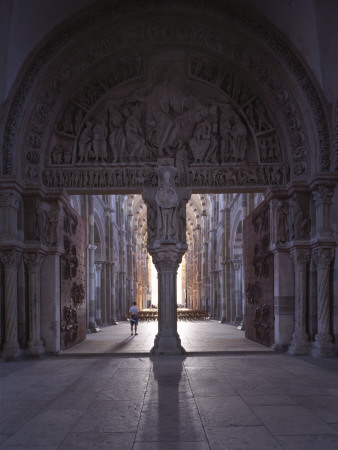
[1,0,333,191]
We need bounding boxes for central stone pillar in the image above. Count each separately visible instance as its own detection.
[143,164,191,355]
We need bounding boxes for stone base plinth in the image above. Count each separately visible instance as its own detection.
[311,340,335,358]
[151,334,186,355]
[2,342,22,360]
[25,342,45,357]
[287,332,310,355]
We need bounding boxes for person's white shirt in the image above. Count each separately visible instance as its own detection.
[129,305,139,315]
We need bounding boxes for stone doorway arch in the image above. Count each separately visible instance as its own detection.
[1,0,337,357]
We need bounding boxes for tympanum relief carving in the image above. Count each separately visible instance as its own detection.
[43,61,288,191]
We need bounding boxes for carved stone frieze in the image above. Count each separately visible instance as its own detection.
[42,164,289,190]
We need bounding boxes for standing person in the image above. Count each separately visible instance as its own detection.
[129,301,140,336]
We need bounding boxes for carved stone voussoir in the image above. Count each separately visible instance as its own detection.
[312,247,335,269]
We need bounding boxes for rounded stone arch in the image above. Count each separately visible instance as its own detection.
[1,1,333,192]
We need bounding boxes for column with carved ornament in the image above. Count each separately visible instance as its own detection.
[143,165,191,355]
[288,248,310,355]
[311,247,335,357]
[23,251,45,356]
[0,250,22,359]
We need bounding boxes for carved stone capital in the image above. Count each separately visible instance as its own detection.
[0,250,22,271]
[88,244,97,251]
[312,247,335,269]
[95,260,104,271]
[312,185,334,206]
[290,248,311,270]
[151,247,185,273]
[23,252,44,271]
[0,191,21,208]
[232,260,242,271]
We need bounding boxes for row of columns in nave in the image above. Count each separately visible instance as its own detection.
[185,193,256,324]
[86,194,136,331]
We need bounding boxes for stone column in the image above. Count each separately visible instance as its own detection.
[0,250,22,359]
[233,260,242,324]
[271,247,294,352]
[88,197,98,332]
[95,261,104,325]
[143,164,191,355]
[101,261,108,325]
[311,247,335,357]
[23,252,45,356]
[288,248,310,355]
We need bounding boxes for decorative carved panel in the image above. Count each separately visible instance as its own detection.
[243,200,274,346]
[60,204,86,350]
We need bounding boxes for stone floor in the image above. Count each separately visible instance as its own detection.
[1,321,338,449]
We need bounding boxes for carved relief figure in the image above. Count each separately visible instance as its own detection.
[274,200,289,244]
[147,66,189,157]
[92,121,108,162]
[124,107,146,161]
[46,205,62,246]
[78,121,93,162]
[108,104,127,162]
[156,168,178,241]
[189,106,218,163]
[288,196,310,240]
[220,103,247,162]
